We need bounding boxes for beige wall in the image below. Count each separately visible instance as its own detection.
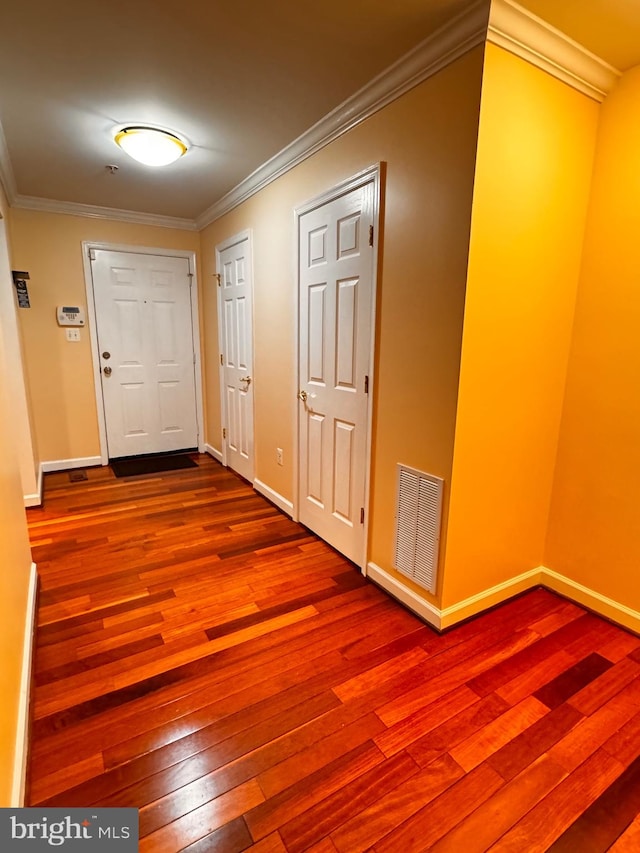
[0,187,34,806]
[545,64,640,610]
[0,204,39,500]
[200,46,485,602]
[441,45,599,613]
[10,210,200,463]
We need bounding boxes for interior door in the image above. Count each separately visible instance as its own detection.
[298,180,375,564]
[218,233,255,482]
[90,249,198,459]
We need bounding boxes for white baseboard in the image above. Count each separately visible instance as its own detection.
[440,566,543,628]
[253,479,294,518]
[41,455,102,473]
[12,562,37,806]
[204,443,223,464]
[366,563,442,630]
[541,566,640,635]
[24,464,43,507]
[366,561,640,635]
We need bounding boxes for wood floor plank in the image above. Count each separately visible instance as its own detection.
[29,753,105,804]
[448,695,549,772]
[376,629,541,728]
[372,762,504,853]
[429,754,567,852]
[491,748,624,852]
[466,614,599,698]
[34,605,320,719]
[373,684,479,758]
[332,646,429,703]
[549,677,640,773]
[599,632,640,663]
[31,645,344,775]
[601,708,640,767]
[495,650,578,707]
[300,839,339,853]
[533,652,613,709]
[245,742,386,842]
[256,712,386,799]
[546,753,640,852]
[406,692,511,769]
[278,751,420,853]
[486,701,583,782]
[101,659,344,772]
[243,833,287,853]
[526,601,584,637]
[138,778,264,853]
[329,753,464,853]
[177,816,253,853]
[27,457,640,851]
[608,814,640,852]
[568,656,640,716]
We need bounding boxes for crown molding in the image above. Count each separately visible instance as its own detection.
[488,0,621,103]
[9,193,197,230]
[2,0,620,232]
[195,0,490,229]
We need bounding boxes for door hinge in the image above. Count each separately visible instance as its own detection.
[368,225,374,247]
[364,375,369,394]
[193,352,196,365]
[88,248,96,261]
[223,427,227,440]
[220,353,224,366]
[360,507,365,524]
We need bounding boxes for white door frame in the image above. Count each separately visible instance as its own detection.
[293,164,382,572]
[215,229,255,475]
[82,241,205,465]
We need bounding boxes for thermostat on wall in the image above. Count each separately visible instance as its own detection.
[57,305,86,326]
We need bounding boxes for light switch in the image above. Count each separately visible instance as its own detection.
[66,328,81,342]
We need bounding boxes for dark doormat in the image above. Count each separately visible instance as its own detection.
[110,453,198,478]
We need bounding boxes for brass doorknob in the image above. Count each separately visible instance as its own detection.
[103,365,112,377]
[298,390,307,402]
[240,376,252,385]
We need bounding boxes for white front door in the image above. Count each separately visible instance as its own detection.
[298,178,376,564]
[217,232,255,482]
[90,249,198,459]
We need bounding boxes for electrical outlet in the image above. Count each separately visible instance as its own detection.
[276,447,283,466]
[66,328,81,342]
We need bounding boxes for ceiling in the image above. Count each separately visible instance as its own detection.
[0,0,638,227]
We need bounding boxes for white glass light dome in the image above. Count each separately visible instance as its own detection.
[114,126,188,167]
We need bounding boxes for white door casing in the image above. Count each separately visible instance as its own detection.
[88,248,200,459]
[216,231,255,483]
[297,168,379,566]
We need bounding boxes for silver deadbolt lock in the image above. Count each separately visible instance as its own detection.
[103,365,112,377]
[102,351,111,360]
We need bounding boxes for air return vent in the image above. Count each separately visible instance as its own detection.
[393,464,444,594]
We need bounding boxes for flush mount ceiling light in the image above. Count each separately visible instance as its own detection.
[113,125,188,167]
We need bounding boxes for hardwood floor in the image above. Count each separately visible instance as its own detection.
[26,454,640,851]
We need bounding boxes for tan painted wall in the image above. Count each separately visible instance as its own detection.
[201,46,485,601]
[0,187,34,806]
[545,64,640,609]
[441,45,599,609]
[0,203,39,500]
[9,210,201,463]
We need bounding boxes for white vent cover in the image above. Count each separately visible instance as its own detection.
[393,464,444,594]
